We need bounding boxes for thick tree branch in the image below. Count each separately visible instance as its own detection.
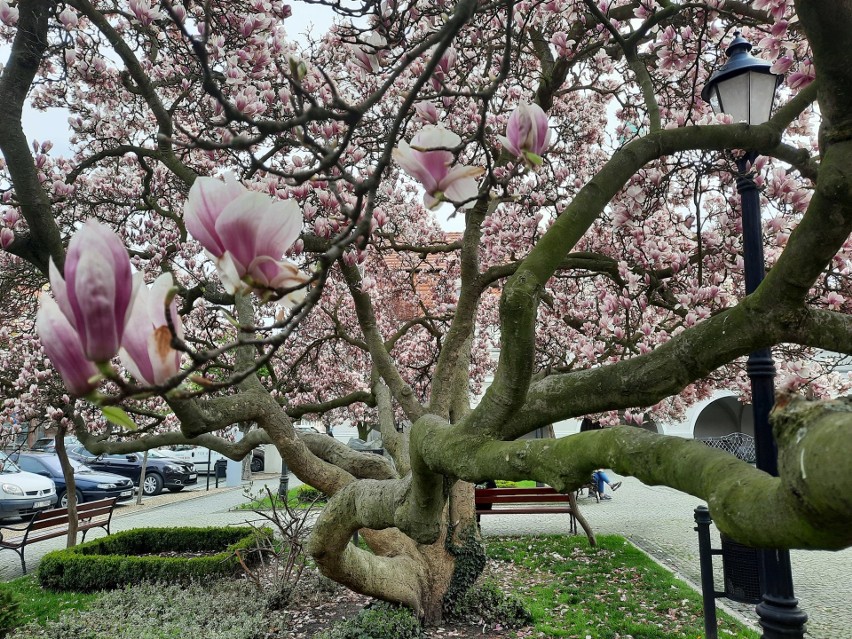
[339,261,425,421]
[0,0,64,274]
[419,396,852,550]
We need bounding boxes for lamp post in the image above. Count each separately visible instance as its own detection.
[702,32,808,639]
[278,461,290,500]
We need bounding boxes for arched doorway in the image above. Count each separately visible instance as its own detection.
[692,395,753,438]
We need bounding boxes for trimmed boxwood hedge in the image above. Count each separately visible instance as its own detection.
[37,526,269,592]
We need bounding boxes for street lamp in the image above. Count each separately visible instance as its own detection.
[702,32,808,639]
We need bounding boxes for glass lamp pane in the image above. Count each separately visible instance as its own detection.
[748,72,779,125]
[716,73,750,123]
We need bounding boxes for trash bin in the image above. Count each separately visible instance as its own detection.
[720,535,762,604]
[213,458,227,487]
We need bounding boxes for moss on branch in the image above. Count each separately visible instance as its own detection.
[414,397,852,550]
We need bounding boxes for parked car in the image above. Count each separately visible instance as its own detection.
[29,436,80,453]
[67,445,197,496]
[295,425,321,434]
[0,451,57,520]
[165,445,266,474]
[11,452,135,507]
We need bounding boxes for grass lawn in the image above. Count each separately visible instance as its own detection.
[0,533,760,638]
[486,534,760,638]
[235,484,327,510]
[0,575,97,626]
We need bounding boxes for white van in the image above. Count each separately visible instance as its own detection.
[0,451,57,520]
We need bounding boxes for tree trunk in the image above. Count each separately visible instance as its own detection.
[55,427,78,547]
[309,479,486,624]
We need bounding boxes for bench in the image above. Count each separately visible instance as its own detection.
[474,486,595,543]
[0,497,118,574]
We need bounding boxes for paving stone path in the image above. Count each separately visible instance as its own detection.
[2,472,848,637]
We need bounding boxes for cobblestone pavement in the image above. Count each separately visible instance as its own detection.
[2,472,849,637]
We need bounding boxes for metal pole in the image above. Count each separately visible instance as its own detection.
[278,461,289,501]
[736,153,808,638]
[694,506,719,639]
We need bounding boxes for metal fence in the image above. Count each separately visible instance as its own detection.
[697,432,756,463]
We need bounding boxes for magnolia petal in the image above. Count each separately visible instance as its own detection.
[48,258,75,329]
[497,134,522,158]
[119,274,157,384]
[280,285,308,309]
[185,173,245,257]
[410,125,461,150]
[440,164,484,207]
[148,273,180,334]
[119,273,183,385]
[36,296,99,396]
[119,344,154,387]
[216,251,249,295]
[77,220,135,326]
[503,103,551,161]
[63,221,134,362]
[254,199,303,258]
[70,250,123,361]
[148,324,180,385]
[393,142,441,194]
[213,191,285,272]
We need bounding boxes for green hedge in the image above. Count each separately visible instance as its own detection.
[37,526,268,592]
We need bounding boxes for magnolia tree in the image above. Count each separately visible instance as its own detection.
[2,0,852,624]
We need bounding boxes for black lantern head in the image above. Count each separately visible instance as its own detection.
[701,31,783,125]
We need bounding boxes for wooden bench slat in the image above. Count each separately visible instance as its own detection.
[476,507,573,515]
[476,486,567,497]
[474,486,579,536]
[476,494,571,504]
[0,497,118,574]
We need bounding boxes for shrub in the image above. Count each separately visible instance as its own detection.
[0,590,20,638]
[448,581,532,629]
[494,480,518,488]
[296,485,328,504]
[8,580,267,639]
[313,601,423,639]
[240,487,316,610]
[37,526,268,592]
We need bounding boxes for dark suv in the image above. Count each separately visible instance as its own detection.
[13,452,135,506]
[67,446,197,496]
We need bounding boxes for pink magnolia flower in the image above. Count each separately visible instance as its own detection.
[771,56,794,74]
[58,7,78,29]
[49,220,136,362]
[551,31,572,57]
[351,33,388,74]
[393,126,484,210]
[0,228,12,249]
[120,274,184,386]
[414,101,439,124]
[184,173,309,297]
[36,296,99,397]
[498,103,551,167]
[430,46,457,91]
[0,1,18,26]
